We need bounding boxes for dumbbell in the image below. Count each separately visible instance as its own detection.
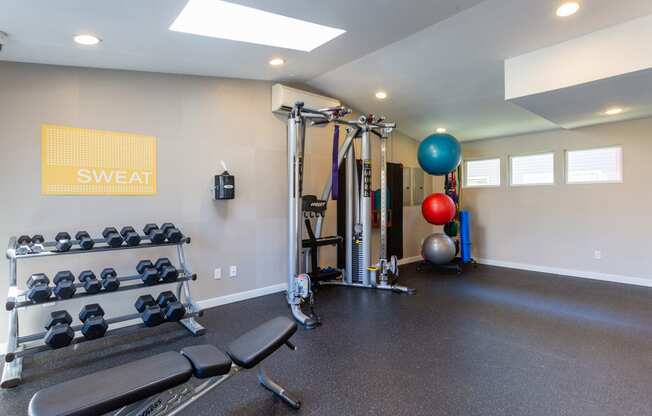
[135,295,165,327]
[156,291,186,321]
[136,260,160,286]
[161,223,183,243]
[55,232,73,252]
[120,226,141,246]
[16,235,32,255]
[143,224,166,244]
[100,268,120,292]
[75,231,95,250]
[53,270,76,300]
[79,270,102,294]
[26,273,52,303]
[102,227,124,248]
[79,304,108,340]
[31,234,45,253]
[155,258,179,283]
[44,310,74,349]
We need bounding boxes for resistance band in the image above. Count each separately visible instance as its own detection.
[331,125,340,200]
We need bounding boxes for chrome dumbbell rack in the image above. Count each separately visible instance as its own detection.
[2,233,205,388]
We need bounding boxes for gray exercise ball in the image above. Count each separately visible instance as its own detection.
[421,233,456,265]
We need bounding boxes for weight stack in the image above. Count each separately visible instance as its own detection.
[352,241,363,283]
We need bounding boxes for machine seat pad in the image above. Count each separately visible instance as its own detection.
[227,317,297,369]
[181,344,232,378]
[28,351,193,416]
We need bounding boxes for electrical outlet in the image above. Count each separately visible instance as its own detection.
[214,268,222,280]
[594,250,602,260]
[229,265,237,278]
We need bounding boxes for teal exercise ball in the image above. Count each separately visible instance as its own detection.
[417,133,462,176]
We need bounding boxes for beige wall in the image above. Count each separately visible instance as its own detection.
[461,117,652,281]
[0,61,432,344]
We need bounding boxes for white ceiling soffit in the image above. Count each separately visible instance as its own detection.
[308,0,652,141]
[506,14,652,129]
[0,0,483,82]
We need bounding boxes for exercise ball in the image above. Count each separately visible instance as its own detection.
[417,133,462,175]
[421,233,456,265]
[421,193,456,225]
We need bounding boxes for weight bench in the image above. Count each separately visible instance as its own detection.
[28,317,300,416]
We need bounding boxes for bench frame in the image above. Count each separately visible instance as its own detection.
[112,362,300,416]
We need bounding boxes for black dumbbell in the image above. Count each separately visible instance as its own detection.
[53,270,76,300]
[79,270,102,294]
[44,310,74,349]
[136,260,160,285]
[31,234,45,253]
[27,273,52,303]
[16,235,32,255]
[135,295,165,327]
[160,223,183,243]
[155,258,179,283]
[143,224,166,244]
[79,304,108,340]
[75,231,95,250]
[100,268,120,292]
[102,227,123,248]
[55,232,72,252]
[156,291,186,321]
[119,226,141,246]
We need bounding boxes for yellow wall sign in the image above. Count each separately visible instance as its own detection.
[41,124,157,195]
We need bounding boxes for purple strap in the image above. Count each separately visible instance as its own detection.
[331,125,340,200]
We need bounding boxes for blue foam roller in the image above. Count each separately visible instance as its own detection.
[460,210,472,263]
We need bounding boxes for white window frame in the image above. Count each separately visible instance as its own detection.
[463,157,502,188]
[508,152,555,187]
[565,145,623,185]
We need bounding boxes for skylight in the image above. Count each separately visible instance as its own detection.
[169,0,346,52]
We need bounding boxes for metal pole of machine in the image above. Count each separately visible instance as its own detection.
[378,132,388,284]
[287,112,299,304]
[286,107,315,327]
[345,143,354,284]
[359,125,372,286]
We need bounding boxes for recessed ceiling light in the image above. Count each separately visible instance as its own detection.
[604,107,624,115]
[269,58,284,66]
[170,0,346,52]
[436,127,447,134]
[556,2,580,17]
[73,34,101,46]
[375,91,387,100]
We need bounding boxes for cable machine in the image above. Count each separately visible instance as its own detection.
[286,102,414,329]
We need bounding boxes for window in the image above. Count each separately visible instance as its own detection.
[465,158,501,187]
[566,146,622,184]
[510,153,554,186]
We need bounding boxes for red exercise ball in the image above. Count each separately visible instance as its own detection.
[421,193,456,225]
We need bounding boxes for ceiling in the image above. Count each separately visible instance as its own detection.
[1,0,652,141]
[0,0,482,81]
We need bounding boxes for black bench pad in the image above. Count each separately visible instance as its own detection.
[181,344,232,378]
[28,351,193,416]
[227,317,297,369]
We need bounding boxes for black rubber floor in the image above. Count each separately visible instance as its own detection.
[2,263,652,415]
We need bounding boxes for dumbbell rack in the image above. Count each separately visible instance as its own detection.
[2,233,205,388]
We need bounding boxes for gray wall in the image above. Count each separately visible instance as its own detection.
[461,117,652,282]
[0,62,433,345]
